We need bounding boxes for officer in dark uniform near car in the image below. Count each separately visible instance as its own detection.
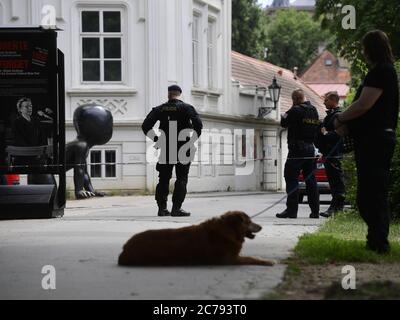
[316,91,346,218]
[142,85,203,217]
[277,89,320,219]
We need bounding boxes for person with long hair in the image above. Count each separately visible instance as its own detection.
[334,30,399,254]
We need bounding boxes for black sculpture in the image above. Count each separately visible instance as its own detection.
[66,104,113,199]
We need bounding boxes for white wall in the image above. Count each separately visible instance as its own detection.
[0,0,284,193]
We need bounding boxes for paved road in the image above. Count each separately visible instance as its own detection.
[0,192,327,300]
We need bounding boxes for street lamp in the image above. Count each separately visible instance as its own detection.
[268,76,281,110]
[258,76,281,118]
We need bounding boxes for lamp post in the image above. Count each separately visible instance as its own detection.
[268,76,281,110]
[258,76,281,118]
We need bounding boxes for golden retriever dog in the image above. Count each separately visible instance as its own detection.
[118,211,275,266]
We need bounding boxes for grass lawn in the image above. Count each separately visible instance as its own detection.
[266,212,400,299]
[293,211,400,264]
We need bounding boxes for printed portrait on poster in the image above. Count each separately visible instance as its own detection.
[0,31,58,173]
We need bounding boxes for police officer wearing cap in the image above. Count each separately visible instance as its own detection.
[277,89,320,219]
[142,85,203,217]
[316,91,345,218]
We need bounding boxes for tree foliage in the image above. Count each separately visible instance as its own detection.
[342,90,358,209]
[389,62,400,220]
[232,0,269,59]
[264,9,331,72]
[390,118,400,220]
[315,0,400,76]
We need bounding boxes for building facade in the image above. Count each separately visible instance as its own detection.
[0,0,324,194]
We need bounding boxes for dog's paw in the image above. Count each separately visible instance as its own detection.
[264,259,277,266]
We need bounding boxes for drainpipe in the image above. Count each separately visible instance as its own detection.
[278,128,287,190]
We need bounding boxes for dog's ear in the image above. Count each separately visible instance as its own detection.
[223,212,246,226]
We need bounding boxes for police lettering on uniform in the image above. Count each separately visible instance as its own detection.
[142,85,203,217]
[315,91,346,218]
[277,89,320,219]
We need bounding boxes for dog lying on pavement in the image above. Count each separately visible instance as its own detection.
[118,211,275,266]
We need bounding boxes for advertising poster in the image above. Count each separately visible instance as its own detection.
[0,30,57,174]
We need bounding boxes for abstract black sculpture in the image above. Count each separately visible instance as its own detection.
[66,104,113,199]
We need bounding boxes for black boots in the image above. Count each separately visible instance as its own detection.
[171,205,191,217]
[157,208,171,217]
[366,233,390,254]
[320,195,345,218]
[158,204,190,217]
[366,241,390,254]
[309,212,320,219]
[320,207,335,218]
[276,210,297,219]
[276,210,319,219]
[157,202,170,216]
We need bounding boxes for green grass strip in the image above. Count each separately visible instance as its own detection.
[293,211,400,264]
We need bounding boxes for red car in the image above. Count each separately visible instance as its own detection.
[298,158,330,203]
[3,174,20,185]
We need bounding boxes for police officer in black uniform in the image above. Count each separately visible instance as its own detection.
[277,89,320,219]
[142,85,203,217]
[316,91,345,218]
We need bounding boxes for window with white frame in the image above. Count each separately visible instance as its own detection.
[89,149,117,178]
[207,19,215,89]
[192,13,201,86]
[80,10,123,83]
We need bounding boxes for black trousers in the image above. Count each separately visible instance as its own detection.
[155,162,191,209]
[0,175,6,185]
[355,131,396,249]
[285,144,319,216]
[324,157,346,206]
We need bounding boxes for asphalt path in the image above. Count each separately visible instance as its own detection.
[0,192,328,299]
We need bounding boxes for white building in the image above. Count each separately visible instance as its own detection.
[0,0,325,194]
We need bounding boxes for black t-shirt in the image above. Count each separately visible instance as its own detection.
[349,62,399,139]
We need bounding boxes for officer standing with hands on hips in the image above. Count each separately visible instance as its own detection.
[277,89,320,219]
[316,91,346,218]
[142,85,203,217]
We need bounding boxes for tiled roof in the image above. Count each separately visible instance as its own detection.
[231,51,326,117]
[307,84,350,98]
[301,50,351,85]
